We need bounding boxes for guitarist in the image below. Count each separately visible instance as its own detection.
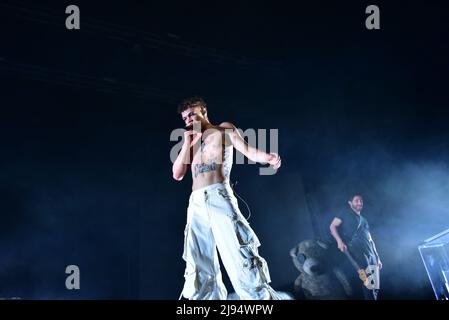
[329,194,382,300]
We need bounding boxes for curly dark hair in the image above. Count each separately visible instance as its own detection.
[349,194,363,202]
[177,96,207,114]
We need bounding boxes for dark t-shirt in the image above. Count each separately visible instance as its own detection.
[336,208,378,268]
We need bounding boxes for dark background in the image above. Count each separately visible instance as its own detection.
[1,0,448,299]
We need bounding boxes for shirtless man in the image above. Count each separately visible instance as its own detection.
[172,96,281,300]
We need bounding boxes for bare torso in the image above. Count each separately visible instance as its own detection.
[191,125,233,190]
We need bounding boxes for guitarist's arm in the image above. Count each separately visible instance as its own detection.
[330,217,347,252]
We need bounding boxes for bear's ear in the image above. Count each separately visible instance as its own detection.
[289,246,299,257]
[304,239,312,248]
[317,240,328,250]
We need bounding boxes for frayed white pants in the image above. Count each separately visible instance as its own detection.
[181,182,279,300]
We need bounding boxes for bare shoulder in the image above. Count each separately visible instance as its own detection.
[219,122,236,130]
[218,122,237,146]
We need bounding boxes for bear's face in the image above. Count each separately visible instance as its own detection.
[291,239,354,299]
[292,239,330,277]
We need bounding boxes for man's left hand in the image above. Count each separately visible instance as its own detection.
[268,153,281,169]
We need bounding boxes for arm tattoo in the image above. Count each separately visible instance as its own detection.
[194,162,217,178]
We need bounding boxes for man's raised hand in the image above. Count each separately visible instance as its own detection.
[268,153,282,170]
[184,130,202,149]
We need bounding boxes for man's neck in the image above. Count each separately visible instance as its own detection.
[202,121,214,132]
[198,120,213,132]
[350,207,361,215]
[190,120,213,132]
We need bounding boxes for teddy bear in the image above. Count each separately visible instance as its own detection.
[290,238,353,300]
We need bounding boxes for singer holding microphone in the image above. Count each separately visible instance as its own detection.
[172,96,281,300]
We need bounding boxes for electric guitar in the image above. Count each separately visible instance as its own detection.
[343,249,379,292]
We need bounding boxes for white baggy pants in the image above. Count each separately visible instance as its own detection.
[181,182,279,300]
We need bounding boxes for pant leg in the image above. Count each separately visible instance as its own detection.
[338,256,364,299]
[181,196,227,300]
[207,187,279,300]
[362,286,379,300]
